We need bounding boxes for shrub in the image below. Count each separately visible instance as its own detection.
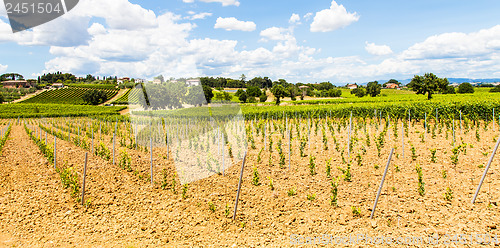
[259,93,268,102]
[252,166,260,186]
[416,164,425,196]
[457,83,474,94]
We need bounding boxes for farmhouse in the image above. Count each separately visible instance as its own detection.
[2,80,33,88]
[117,77,130,84]
[346,84,357,89]
[52,83,64,88]
[385,83,400,89]
[186,79,201,87]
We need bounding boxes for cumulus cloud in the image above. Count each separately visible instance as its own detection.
[260,27,290,41]
[303,13,313,21]
[183,0,240,7]
[4,0,500,83]
[186,12,213,20]
[365,42,393,56]
[310,0,359,32]
[289,13,301,24]
[401,25,500,60]
[0,64,7,73]
[214,17,256,31]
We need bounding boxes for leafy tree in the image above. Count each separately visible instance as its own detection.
[407,73,449,100]
[457,82,474,94]
[443,86,456,94]
[327,88,342,97]
[246,86,261,97]
[138,82,186,110]
[235,89,245,97]
[318,82,334,91]
[213,92,225,101]
[238,91,248,103]
[248,96,257,103]
[202,85,214,103]
[0,73,24,81]
[271,84,287,105]
[490,85,500,93]
[259,93,268,102]
[82,90,108,105]
[185,87,207,106]
[366,81,382,97]
[223,92,232,101]
[154,75,165,83]
[0,94,4,103]
[351,87,366,97]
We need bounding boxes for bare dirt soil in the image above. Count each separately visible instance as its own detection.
[0,120,499,247]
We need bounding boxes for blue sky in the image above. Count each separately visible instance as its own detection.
[1,0,500,84]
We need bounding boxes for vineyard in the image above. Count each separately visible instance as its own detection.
[1,104,499,246]
[0,87,37,102]
[0,104,126,118]
[21,87,120,105]
[112,88,142,105]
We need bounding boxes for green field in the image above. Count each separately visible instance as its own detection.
[21,88,120,105]
[127,88,500,122]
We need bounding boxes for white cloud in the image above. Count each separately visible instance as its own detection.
[182,0,240,7]
[310,0,359,32]
[186,12,213,20]
[214,17,256,31]
[260,27,290,41]
[365,42,393,56]
[303,13,313,21]
[73,0,158,30]
[0,64,7,73]
[402,25,500,60]
[289,13,301,24]
[4,0,500,83]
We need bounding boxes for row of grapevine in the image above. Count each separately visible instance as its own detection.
[0,121,12,154]
[0,104,126,119]
[67,84,118,90]
[112,88,142,105]
[21,87,119,105]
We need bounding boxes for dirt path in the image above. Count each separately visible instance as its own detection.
[102,89,128,106]
[10,89,47,103]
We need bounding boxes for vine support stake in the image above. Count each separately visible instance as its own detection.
[424,113,427,140]
[348,111,352,158]
[112,132,116,165]
[91,127,94,155]
[401,122,404,159]
[233,151,247,220]
[472,136,500,204]
[54,136,57,170]
[460,111,462,130]
[81,152,88,205]
[288,128,291,170]
[150,135,153,185]
[370,148,394,219]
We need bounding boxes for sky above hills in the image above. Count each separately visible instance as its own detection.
[0,0,500,83]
